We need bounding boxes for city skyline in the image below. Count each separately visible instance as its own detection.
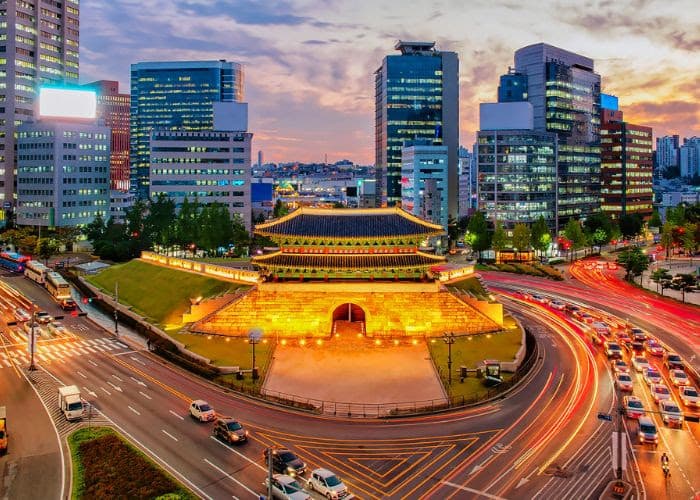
[81,0,699,164]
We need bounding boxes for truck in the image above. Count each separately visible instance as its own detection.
[58,386,83,421]
[0,406,6,454]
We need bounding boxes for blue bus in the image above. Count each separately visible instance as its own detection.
[0,252,31,272]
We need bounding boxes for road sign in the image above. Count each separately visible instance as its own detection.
[597,412,613,421]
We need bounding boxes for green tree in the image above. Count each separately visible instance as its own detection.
[681,223,696,263]
[512,223,531,260]
[466,212,490,262]
[617,246,649,282]
[564,219,586,261]
[660,221,674,259]
[530,216,551,257]
[54,226,81,251]
[35,238,59,264]
[491,224,508,253]
[648,210,662,228]
[619,213,643,240]
[175,197,201,252]
[84,213,106,244]
[447,215,459,244]
[146,194,176,250]
[273,199,288,218]
[584,211,613,251]
[651,268,672,295]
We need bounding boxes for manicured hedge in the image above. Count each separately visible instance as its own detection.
[68,427,195,500]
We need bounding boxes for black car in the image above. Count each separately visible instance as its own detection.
[626,341,645,355]
[212,417,248,444]
[664,352,684,371]
[264,448,307,476]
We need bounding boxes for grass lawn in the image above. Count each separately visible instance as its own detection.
[86,260,246,327]
[449,276,489,299]
[68,426,196,500]
[428,320,522,400]
[170,332,273,369]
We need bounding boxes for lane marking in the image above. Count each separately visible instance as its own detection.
[107,381,122,392]
[161,429,179,442]
[130,356,146,366]
[77,370,87,379]
[100,387,111,396]
[128,406,141,416]
[169,410,184,421]
[209,436,266,472]
[88,360,98,367]
[130,376,147,387]
[139,391,152,400]
[443,481,506,500]
[112,374,123,382]
[204,458,259,498]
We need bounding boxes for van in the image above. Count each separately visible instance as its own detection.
[637,416,658,445]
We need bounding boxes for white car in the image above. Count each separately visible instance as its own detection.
[615,372,634,392]
[47,322,71,337]
[623,395,645,419]
[669,369,690,387]
[265,474,310,500]
[679,386,700,408]
[611,359,630,374]
[631,356,650,373]
[650,384,672,404]
[549,300,566,311]
[189,400,216,422]
[309,468,352,499]
[35,311,54,324]
[643,368,662,386]
[659,400,683,427]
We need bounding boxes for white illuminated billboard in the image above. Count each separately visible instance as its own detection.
[39,88,97,120]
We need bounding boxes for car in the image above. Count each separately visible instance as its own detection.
[189,400,216,422]
[13,307,31,323]
[35,311,54,324]
[212,417,248,444]
[611,359,630,374]
[664,352,684,371]
[549,300,566,311]
[669,369,690,387]
[644,340,664,357]
[626,342,645,355]
[565,304,581,314]
[659,400,684,427]
[637,416,658,445]
[264,474,311,500]
[59,298,77,311]
[604,341,623,359]
[308,468,352,499]
[518,290,533,300]
[264,448,307,477]
[643,367,663,386]
[580,313,595,324]
[631,356,650,373]
[47,322,71,337]
[531,294,550,305]
[623,395,646,419]
[679,386,700,408]
[650,383,672,404]
[629,328,647,342]
[616,331,632,344]
[615,372,634,392]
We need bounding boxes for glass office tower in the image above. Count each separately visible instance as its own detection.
[130,60,243,199]
[514,44,601,232]
[375,41,459,215]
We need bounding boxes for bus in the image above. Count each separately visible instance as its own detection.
[0,252,31,273]
[24,260,50,284]
[45,271,71,301]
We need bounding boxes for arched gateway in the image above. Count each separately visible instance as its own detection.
[332,303,366,337]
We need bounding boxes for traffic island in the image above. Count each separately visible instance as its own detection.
[599,479,634,500]
[67,427,196,499]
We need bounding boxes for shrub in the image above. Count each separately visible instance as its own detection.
[497,264,517,273]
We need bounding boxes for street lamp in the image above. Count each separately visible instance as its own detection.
[114,281,119,338]
[248,328,263,380]
[443,332,456,385]
[29,303,37,371]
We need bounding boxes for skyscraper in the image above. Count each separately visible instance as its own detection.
[513,43,601,231]
[600,108,653,220]
[400,140,448,228]
[83,81,130,192]
[0,0,80,210]
[130,60,243,199]
[680,138,700,178]
[374,41,459,215]
[656,135,680,172]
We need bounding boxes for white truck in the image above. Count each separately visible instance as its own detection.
[58,385,83,421]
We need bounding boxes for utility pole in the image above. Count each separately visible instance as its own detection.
[29,305,37,371]
[443,332,456,385]
[114,281,119,338]
[267,448,273,499]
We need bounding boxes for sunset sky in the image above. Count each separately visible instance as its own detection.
[81,0,700,165]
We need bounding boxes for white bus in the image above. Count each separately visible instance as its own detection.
[45,271,71,301]
[24,260,50,284]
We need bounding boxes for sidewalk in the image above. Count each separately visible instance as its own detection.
[639,259,700,306]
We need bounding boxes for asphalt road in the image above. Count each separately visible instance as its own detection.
[0,269,616,499]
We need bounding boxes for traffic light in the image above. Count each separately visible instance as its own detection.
[82,297,88,304]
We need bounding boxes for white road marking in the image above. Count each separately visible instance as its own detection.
[169,410,184,421]
[107,381,122,392]
[139,391,152,400]
[130,356,146,366]
[209,436,266,472]
[113,350,137,356]
[161,429,179,442]
[128,406,141,416]
[443,481,507,500]
[83,386,97,397]
[112,374,123,382]
[77,370,87,379]
[204,458,259,497]
[130,376,147,387]
[100,387,111,395]
[88,359,98,367]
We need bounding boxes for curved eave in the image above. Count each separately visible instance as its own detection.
[252,251,446,270]
[253,230,445,241]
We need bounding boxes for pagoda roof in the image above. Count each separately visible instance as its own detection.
[253,251,445,270]
[255,207,445,240]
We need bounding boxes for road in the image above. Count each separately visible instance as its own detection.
[484,265,700,499]
[0,269,621,499]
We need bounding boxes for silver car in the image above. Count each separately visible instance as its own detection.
[659,400,683,427]
[264,474,310,500]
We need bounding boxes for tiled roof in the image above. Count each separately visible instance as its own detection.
[254,207,444,239]
[253,252,445,270]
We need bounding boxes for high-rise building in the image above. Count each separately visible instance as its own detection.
[17,88,109,227]
[0,0,80,211]
[600,108,653,220]
[400,140,448,228]
[130,60,244,199]
[498,68,528,102]
[374,41,459,215]
[513,43,601,231]
[258,150,263,168]
[680,137,700,178]
[656,135,680,172]
[82,81,130,192]
[458,146,475,218]
[477,102,558,231]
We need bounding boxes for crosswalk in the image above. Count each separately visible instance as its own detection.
[0,337,130,368]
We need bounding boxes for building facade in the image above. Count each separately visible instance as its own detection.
[498,69,528,102]
[16,121,110,227]
[458,146,475,218]
[656,135,680,172]
[130,60,243,199]
[680,137,700,178]
[83,81,130,192]
[109,190,135,225]
[477,102,558,231]
[374,41,459,215]
[513,43,601,230]
[148,129,252,230]
[0,0,80,208]
[600,109,653,220]
[400,141,448,227]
